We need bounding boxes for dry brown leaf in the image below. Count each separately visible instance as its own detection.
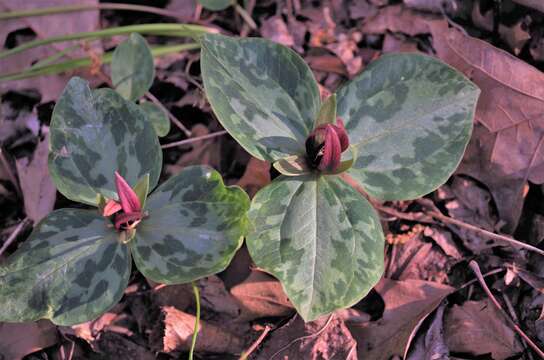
[198,275,240,317]
[0,0,100,101]
[326,32,363,76]
[348,278,454,360]
[445,299,524,359]
[499,21,531,55]
[154,306,244,354]
[16,133,56,223]
[165,124,222,175]
[406,302,449,360]
[256,314,357,359]
[382,33,420,53]
[236,157,270,198]
[94,331,155,360]
[423,226,463,259]
[429,20,544,232]
[439,176,501,254]
[261,16,295,47]
[387,231,451,283]
[361,4,438,36]
[71,312,119,344]
[230,270,294,321]
[0,320,58,360]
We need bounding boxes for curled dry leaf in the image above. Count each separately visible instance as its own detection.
[230,270,294,322]
[0,320,58,360]
[406,301,449,360]
[445,299,524,359]
[155,306,244,354]
[348,278,454,360]
[15,133,56,223]
[429,20,544,232]
[256,315,357,360]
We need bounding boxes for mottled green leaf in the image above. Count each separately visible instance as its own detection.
[273,155,311,176]
[131,165,250,284]
[198,0,232,11]
[140,102,170,137]
[336,53,480,201]
[315,94,337,127]
[49,77,162,205]
[0,209,130,326]
[246,175,384,321]
[111,33,155,101]
[200,34,321,162]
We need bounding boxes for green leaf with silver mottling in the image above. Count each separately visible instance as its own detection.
[200,34,321,162]
[49,77,162,206]
[336,53,480,201]
[246,175,384,321]
[111,33,155,101]
[198,0,232,11]
[140,102,170,137]
[0,209,130,326]
[131,165,250,284]
[315,94,337,128]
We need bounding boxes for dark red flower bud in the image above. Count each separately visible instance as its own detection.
[305,119,350,172]
[115,171,142,214]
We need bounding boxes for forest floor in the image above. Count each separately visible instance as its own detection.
[1,0,544,359]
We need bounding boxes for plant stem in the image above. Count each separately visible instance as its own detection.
[189,281,200,360]
[0,3,193,21]
[161,130,228,149]
[0,23,210,60]
[233,4,257,30]
[0,43,200,81]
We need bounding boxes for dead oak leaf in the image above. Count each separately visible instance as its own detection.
[230,270,294,322]
[445,299,524,359]
[256,314,357,360]
[0,320,58,360]
[16,133,56,223]
[347,278,454,360]
[429,20,544,232]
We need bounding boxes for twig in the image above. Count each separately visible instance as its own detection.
[269,314,334,360]
[458,267,504,290]
[161,130,227,149]
[0,3,198,21]
[0,218,29,257]
[239,325,272,360]
[144,92,191,137]
[234,4,257,30]
[0,147,21,198]
[421,203,544,257]
[469,260,544,359]
[503,293,536,360]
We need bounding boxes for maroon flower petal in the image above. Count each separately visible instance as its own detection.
[317,124,342,172]
[115,171,142,214]
[103,199,122,217]
[333,118,349,152]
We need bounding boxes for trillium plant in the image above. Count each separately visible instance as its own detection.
[0,30,480,330]
[200,34,480,320]
[0,35,249,325]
